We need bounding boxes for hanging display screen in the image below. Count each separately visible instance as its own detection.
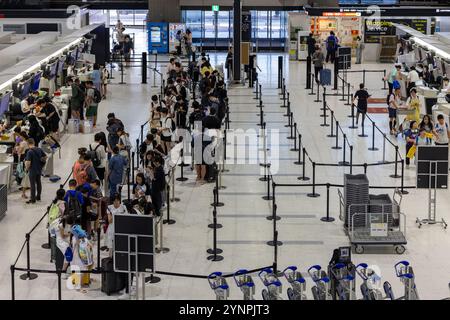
[364,18,427,43]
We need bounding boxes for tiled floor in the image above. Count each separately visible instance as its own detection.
[1,39,450,300]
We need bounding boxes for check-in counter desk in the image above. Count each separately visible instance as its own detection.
[0,153,14,192]
[417,86,440,115]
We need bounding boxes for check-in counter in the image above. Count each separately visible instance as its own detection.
[417,86,440,115]
[0,153,14,192]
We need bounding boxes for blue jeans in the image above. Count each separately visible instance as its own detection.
[109,182,119,199]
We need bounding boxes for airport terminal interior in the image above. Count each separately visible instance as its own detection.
[1,0,450,302]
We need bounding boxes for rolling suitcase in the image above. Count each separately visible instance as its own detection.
[320,68,332,86]
[68,119,79,134]
[101,257,126,295]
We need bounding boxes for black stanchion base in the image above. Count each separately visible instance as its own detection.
[220,186,227,190]
[259,176,268,181]
[208,223,223,229]
[284,124,290,128]
[267,241,283,247]
[338,161,349,166]
[321,217,335,222]
[178,163,189,167]
[163,219,176,225]
[221,169,230,173]
[211,202,224,207]
[327,134,337,138]
[345,103,351,106]
[41,243,50,249]
[207,254,224,262]
[287,136,295,140]
[207,248,223,255]
[389,174,401,179]
[358,134,368,138]
[155,247,170,253]
[308,92,315,96]
[332,146,342,150]
[314,99,322,103]
[349,125,358,129]
[170,198,181,202]
[293,161,303,165]
[319,114,329,118]
[320,124,330,127]
[368,147,379,151]
[339,98,346,101]
[262,195,273,201]
[400,190,409,195]
[145,276,161,283]
[266,215,281,221]
[176,177,188,182]
[307,193,321,198]
[290,148,299,152]
[348,115,354,118]
[20,273,38,280]
[298,176,310,181]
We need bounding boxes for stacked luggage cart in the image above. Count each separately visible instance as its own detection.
[338,174,407,254]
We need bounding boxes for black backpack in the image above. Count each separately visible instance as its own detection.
[67,193,82,221]
[165,117,176,132]
[93,88,102,104]
[87,144,101,168]
[386,93,394,106]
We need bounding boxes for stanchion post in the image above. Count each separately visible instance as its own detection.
[332,121,342,150]
[176,149,188,182]
[298,148,310,181]
[364,163,368,174]
[339,135,348,165]
[314,81,321,102]
[362,69,366,85]
[262,173,273,201]
[320,183,335,222]
[294,134,303,165]
[400,159,409,194]
[211,164,224,207]
[390,146,401,178]
[207,206,224,261]
[141,52,147,84]
[306,55,312,89]
[382,70,387,90]
[10,265,15,300]
[309,73,315,96]
[277,56,283,89]
[350,146,354,174]
[163,182,176,225]
[307,162,320,197]
[290,123,298,151]
[346,83,351,106]
[57,270,62,300]
[368,121,379,151]
[267,184,282,245]
[328,111,335,137]
[208,189,223,229]
[19,234,38,280]
[287,113,295,139]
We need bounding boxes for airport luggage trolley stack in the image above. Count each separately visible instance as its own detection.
[258,268,283,300]
[233,269,256,300]
[308,265,332,300]
[383,261,420,300]
[355,263,386,300]
[338,174,407,254]
[282,266,307,300]
[207,272,230,300]
[328,247,356,300]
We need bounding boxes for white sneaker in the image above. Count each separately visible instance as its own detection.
[118,292,130,300]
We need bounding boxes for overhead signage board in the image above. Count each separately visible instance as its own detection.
[364,18,427,44]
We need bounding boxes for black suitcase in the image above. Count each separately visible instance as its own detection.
[101,257,126,295]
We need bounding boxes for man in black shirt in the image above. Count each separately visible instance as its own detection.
[203,108,221,130]
[352,83,371,126]
[24,138,47,204]
[307,33,316,57]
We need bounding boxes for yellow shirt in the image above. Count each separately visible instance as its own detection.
[406,96,420,123]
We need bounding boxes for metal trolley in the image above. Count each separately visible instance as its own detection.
[207,272,230,300]
[384,261,419,300]
[282,266,307,300]
[355,263,385,300]
[339,189,407,254]
[258,268,283,300]
[233,269,256,300]
[308,265,332,300]
[329,263,356,300]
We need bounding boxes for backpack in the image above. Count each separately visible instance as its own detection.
[327,36,336,51]
[139,142,148,159]
[165,117,176,132]
[93,88,102,104]
[386,93,394,106]
[67,192,82,221]
[48,202,61,226]
[78,238,94,266]
[48,217,60,238]
[88,144,101,168]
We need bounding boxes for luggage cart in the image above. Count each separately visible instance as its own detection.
[258,268,283,300]
[308,265,332,300]
[233,269,255,300]
[348,200,407,254]
[282,266,307,300]
[384,261,419,300]
[329,263,356,300]
[355,263,385,300]
[207,272,229,300]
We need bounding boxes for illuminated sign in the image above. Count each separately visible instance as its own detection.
[323,12,361,17]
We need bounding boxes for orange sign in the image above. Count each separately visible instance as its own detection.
[323,12,361,17]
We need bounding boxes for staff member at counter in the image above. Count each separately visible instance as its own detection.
[406,66,420,98]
